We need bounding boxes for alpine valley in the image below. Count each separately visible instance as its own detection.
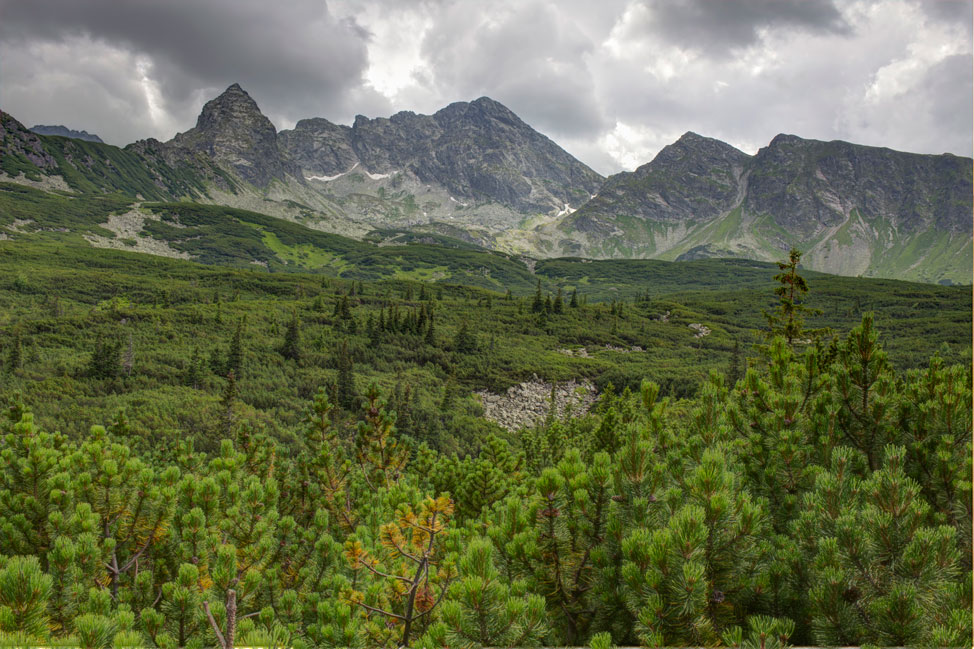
[1,83,970,284]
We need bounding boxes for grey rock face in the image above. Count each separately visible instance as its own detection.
[745,134,972,236]
[169,83,301,188]
[279,96,604,212]
[2,112,59,170]
[571,132,971,239]
[568,132,749,237]
[29,125,104,143]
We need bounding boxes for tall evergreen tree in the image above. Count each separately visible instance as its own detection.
[553,287,564,314]
[336,339,357,411]
[281,309,301,361]
[227,319,244,377]
[5,329,22,372]
[220,371,238,437]
[531,280,543,313]
[764,247,823,346]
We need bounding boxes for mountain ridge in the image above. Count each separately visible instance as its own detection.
[29,124,104,143]
[1,83,971,284]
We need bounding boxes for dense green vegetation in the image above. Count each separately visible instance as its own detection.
[0,183,971,648]
[0,277,970,647]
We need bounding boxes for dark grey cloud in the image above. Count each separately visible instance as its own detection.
[0,0,386,142]
[633,0,850,55]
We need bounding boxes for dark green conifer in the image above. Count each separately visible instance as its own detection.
[220,371,238,437]
[453,321,477,354]
[5,329,22,372]
[227,319,244,377]
[280,310,301,361]
[531,279,543,313]
[336,339,357,410]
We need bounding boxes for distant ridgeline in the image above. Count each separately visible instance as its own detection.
[1,81,971,284]
[29,124,104,143]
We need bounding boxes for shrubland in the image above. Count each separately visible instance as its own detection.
[0,226,970,648]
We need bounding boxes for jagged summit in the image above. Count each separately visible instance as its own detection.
[168,83,299,187]
[278,95,603,212]
[193,83,267,132]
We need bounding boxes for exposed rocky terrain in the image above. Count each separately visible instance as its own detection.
[279,96,604,214]
[167,84,302,188]
[475,376,597,432]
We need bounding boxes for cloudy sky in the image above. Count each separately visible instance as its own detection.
[1,0,970,175]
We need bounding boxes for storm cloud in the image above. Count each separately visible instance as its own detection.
[0,0,969,174]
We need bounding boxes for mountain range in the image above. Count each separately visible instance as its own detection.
[1,83,970,284]
[29,124,104,143]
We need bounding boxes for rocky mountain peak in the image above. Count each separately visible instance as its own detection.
[170,83,299,188]
[277,95,603,212]
[194,83,267,132]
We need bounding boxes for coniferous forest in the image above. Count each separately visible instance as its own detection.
[0,234,971,649]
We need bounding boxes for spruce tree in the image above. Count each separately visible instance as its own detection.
[764,247,823,346]
[453,321,477,354]
[227,319,244,377]
[281,309,301,361]
[88,335,121,380]
[5,329,22,372]
[336,339,357,411]
[220,371,238,437]
[531,280,543,313]
[185,346,204,389]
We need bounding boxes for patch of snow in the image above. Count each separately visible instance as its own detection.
[305,162,359,182]
[449,196,468,207]
[555,203,575,217]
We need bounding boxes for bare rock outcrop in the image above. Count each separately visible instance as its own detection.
[475,376,596,432]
